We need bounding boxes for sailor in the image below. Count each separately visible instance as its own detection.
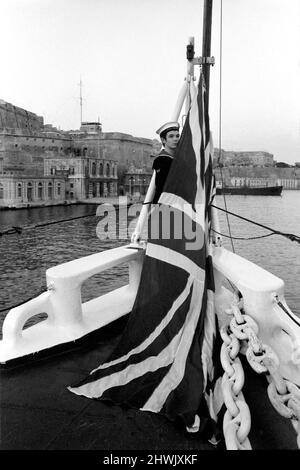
[152,121,180,203]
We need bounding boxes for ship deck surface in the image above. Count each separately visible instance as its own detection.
[0,316,297,451]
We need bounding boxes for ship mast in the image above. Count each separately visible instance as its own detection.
[202,0,213,109]
[201,0,222,246]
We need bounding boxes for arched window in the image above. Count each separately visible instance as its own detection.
[57,183,61,196]
[0,183,3,199]
[48,182,53,198]
[92,162,96,176]
[17,183,22,198]
[106,163,110,177]
[99,162,103,175]
[38,182,43,199]
[27,182,33,201]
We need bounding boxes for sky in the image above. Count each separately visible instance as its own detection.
[1,0,300,164]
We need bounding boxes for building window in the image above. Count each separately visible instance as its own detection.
[17,183,22,197]
[106,163,110,177]
[48,182,53,198]
[92,162,96,176]
[51,167,55,175]
[38,182,43,199]
[0,183,3,199]
[57,183,61,196]
[99,162,103,175]
[27,182,33,201]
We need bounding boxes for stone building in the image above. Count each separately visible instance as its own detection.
[0,99,161,207]
[0,175,66,207]
[66,125,158,182]
[123,164,152,198]
[44,156,118,199]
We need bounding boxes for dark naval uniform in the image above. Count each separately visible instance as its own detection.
[152,149,174,204]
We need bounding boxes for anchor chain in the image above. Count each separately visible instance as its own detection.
[220,322,252,449]
[223,296,300,449]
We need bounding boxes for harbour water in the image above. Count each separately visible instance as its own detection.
[0,191,299,337]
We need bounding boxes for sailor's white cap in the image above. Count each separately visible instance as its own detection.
[156,121,180,136]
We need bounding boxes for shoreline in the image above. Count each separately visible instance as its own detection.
[0,196,142,211]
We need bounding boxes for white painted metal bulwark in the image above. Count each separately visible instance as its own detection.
[213,246,300,386]
[0,245,144,363]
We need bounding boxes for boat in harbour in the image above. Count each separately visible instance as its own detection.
[0,0,299,453]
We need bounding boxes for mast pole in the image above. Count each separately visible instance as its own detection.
[201,0,222,246]
[202,0,213,109]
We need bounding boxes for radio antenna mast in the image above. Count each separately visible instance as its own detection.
[78,77,83,125]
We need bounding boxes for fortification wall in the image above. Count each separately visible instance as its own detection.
[0,100,44,131]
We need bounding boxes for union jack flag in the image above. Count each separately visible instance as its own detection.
[69,73,222,435]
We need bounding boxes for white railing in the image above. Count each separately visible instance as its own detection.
[213,246,300,387]
[0,245,145,363]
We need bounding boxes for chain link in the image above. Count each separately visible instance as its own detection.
[219,322,252,450]
[223,399,252,450]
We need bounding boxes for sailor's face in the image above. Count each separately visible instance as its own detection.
[164,131,180,150]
